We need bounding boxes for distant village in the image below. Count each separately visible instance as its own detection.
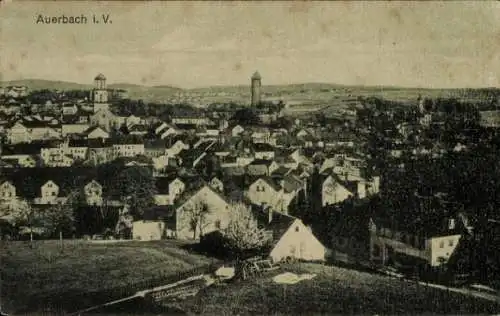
[1,71,500,289]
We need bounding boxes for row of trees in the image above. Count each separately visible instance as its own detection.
[0,163,157,240]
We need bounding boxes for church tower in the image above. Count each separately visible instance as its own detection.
[251,71,261,106]
[92,73,109,113]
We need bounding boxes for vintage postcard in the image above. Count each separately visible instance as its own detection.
[1,1,499,315]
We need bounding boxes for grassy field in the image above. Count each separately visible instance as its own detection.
[174,263,500,315]
[0,239,215,314]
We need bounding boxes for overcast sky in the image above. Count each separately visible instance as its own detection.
[1,1,499,88]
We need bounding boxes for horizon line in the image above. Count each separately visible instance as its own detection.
[1,77,499,91]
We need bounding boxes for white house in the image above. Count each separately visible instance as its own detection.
[62,104,78,115]
[322,175,353,206]
[84,126,110,140]
[154,177,185,206]
[369,216,463,267]
[112,143,145,158]
[7,122,31,143]
[35,180,63,204]
[133,220,166,241]
[175,185,230,240]
[0,181,16,201]
[246,177,302,214]
[62,123,90,136]
[265,211,327,263]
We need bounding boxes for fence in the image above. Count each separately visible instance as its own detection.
[20,263,217,314]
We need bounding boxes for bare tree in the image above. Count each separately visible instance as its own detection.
[223,202,271,258]
[183,199,211,240]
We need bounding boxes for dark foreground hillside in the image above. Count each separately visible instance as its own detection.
[171,263,500,315]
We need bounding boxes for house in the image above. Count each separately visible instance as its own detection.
[246,159,280,176]
[35,180,64,204]
[112,138,145,158]
[246,176,303,213]
[6,121,30,143]
[132,206,175,240]
[84,180,103,206]
[154,177,186,206]
[0,181,16,201]
[369,213,464,268]
[129,124,148,136]
[171,115,212,126]
[61,123,90,136]
[175,185,231,240]
[87,139,114,165]
[250,127,271,143]
[321,175,354,206]
[62,104,78,115]
[7,119,60,144]
[66,140,89,161]
[252,143,275,160]
[253,207,327,262]
[89,108,124,131]
[144,140,167,158]
[152,154,175,171]
[83,126,110,140]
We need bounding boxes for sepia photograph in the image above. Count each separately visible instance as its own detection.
[1,1,500,315]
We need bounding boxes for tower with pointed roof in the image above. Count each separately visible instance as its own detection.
[92,73,109,113]
[251,71,262,107]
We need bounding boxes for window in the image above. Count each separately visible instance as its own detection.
[215,220,221,229]
[439,241,444,248]
[52,192,56,196]
[448,239,454,247]
[295,226,299,232]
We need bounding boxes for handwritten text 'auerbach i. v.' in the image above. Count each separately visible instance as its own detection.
[35,14,112,24]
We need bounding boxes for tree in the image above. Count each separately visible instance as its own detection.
[223,203,271,259]
[231,108,261,126]
[42,198,76,238]
[109,166,156,219]
[183,199,211,240]
[0,197,33,240]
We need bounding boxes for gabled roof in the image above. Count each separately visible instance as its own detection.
[271,166,291,177]
[129,124,148,132]
[252,177,281,192]
[83,126,108,136]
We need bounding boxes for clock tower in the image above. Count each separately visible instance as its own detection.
[92,73,109,113]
